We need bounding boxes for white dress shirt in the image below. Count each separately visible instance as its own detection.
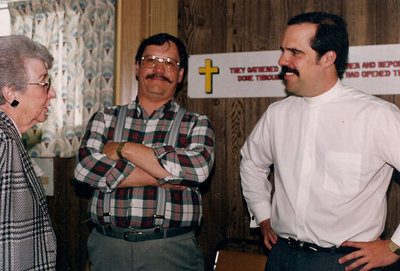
[240,80,400,247]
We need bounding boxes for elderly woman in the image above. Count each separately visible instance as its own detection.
[0,35,57,270]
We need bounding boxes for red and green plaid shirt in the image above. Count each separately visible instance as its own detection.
[74,99,215,228]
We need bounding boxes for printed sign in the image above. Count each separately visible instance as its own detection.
[188,44,400,98]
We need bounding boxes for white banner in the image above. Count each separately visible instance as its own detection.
[188,44,400,98]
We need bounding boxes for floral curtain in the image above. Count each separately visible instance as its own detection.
[8,0,115,157]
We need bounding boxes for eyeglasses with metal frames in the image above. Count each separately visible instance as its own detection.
[140,55,180,71]
[27,78,52,93]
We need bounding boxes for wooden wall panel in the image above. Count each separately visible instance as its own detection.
[48,157,91,270]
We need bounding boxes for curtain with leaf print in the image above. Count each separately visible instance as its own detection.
[8,0,114,157]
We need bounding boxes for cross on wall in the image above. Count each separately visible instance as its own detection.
[198,59,219,94]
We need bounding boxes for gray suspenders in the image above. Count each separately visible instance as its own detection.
[103,105,186,228]
[103,105,128,223]
[154,107,186,228]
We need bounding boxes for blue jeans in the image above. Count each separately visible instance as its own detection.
[87,228,204,271]
[265,238,384,271]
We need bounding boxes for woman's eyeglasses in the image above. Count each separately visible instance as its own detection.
[27,78,51,93]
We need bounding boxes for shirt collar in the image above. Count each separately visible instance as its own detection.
[133,97,175,118]
[304,79,343,105]
[0,108,22,137]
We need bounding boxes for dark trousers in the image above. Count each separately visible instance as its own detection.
[265,238,384,271]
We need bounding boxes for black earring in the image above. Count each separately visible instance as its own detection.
[11,100,19,107]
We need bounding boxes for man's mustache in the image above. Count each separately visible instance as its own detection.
[279,66,300,79]
[146,73,172,83]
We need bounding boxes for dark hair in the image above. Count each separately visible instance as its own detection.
[0,35,53,104]
[288,12,349,78]
[135,33,188,73]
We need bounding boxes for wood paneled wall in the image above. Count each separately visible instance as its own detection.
[47,157,91,270]
[49,0,400,270]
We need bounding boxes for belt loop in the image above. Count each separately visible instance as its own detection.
[163,228,167,238]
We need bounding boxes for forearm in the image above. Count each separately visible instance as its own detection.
[121,142,171,179]
[117,165,188,190]
[105,115,215,186]
[153,118,215,185]
[117,166,159,188]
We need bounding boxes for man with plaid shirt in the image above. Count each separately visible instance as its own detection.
[74,33,215,271]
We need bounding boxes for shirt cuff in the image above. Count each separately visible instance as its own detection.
[391,226,400,245]
[153,145,174,159]
[249,202,271,228]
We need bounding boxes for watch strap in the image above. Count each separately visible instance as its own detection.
[389,240,400,256]
[116,141,126,159]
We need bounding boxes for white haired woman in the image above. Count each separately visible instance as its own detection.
[0,35,57,270]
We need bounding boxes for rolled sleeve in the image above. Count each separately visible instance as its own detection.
[153,115,215,186]
[74,107,135,192]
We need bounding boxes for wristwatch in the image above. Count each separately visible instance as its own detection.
[388,240,400,256]
[116,141,127,159]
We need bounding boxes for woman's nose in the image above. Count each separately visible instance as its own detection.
[48,86,56,99]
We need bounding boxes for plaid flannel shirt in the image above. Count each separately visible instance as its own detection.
[74,99,215,228]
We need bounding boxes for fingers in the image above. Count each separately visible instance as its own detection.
[268,229,278,244]
[344,258,370,271]
[339,250,363,265]
[264,235,272,250]
[161,183,187,190]
[259,218,277,249]
[263,230,277,249]
[339,253,368,271]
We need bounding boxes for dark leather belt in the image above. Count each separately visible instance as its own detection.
[95,224,194,242]
[279,237,359,254]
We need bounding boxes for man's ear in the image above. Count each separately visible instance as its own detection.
[321,51,337,67]
[177,68,184,83]
[135,61,140,80]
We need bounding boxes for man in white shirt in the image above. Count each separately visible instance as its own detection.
[240,12,400,271]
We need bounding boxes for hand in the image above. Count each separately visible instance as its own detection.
[338,239,400,271]
[259,218,278,250]
[160,183,188,190]
[102,142,119,160]
[118,167,187,190]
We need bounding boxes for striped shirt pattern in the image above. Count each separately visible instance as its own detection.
[74,99,215,228]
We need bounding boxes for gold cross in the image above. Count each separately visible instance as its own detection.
[199,59,219,94]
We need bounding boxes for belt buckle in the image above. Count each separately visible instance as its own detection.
[287,237,297,248]
[304,244,318,253]
[123,230,143,241]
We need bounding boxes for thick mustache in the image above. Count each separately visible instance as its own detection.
[146,73,172,83]
[279,66,300,79]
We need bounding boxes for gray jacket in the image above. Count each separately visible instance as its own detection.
[0,111,57,270]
